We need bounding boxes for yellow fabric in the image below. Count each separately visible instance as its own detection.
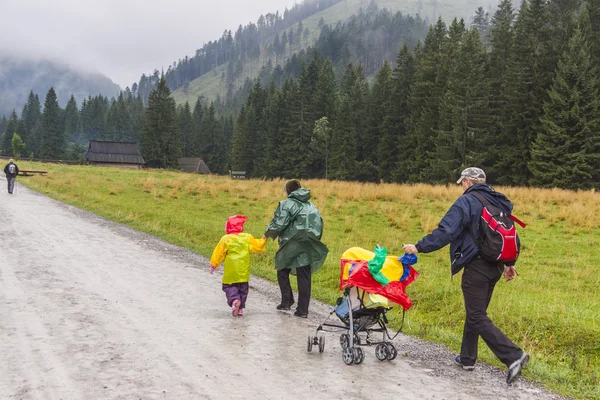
[341,247,404,282]
[210,233,266,284]
[347,287,398,309]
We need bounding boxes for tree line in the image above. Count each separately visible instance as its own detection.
[230,0,600,189]
[0,83,232,174]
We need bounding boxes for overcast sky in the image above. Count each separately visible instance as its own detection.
[0,0,298,88]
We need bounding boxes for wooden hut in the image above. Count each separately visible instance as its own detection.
[178,157,211,174]
[86,141,145,169]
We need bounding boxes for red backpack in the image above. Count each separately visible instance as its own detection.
[470,191,526,265]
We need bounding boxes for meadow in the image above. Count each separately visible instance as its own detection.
[18,162,600,400]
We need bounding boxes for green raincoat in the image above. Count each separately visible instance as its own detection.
[265,188,329,273]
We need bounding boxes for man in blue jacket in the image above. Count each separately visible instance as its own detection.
[403,167,529,384]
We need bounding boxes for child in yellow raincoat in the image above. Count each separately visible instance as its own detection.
[210,215,266,317]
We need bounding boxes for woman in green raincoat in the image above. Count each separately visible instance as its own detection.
[264,179,328,318]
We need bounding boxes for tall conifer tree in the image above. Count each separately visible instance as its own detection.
[141,77,181,167]
[529,26,600,189]
[40,88,65,159]
[178,102,194,156]
[2,110,18,156]
[63,95,80,141]
[501,0,551,185]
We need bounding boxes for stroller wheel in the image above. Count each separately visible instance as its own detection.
[353,334,361,346]
[319,336,325,353]
[375,343,389,361]
[340,334,350,350]
[307,335,313,352]
[386,343,398,361]
[353,347,365,364]
[342,347,354,365]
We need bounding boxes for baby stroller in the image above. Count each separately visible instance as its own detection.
[306,246,418,365]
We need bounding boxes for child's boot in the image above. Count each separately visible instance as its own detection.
[232,300,241,317]
[238,308,244,317]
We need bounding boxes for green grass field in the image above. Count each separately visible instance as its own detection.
[18,162,599,399]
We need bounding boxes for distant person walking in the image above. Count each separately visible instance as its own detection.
[4,159,19,194]
[264,179,328,318]
[403,167,529,384]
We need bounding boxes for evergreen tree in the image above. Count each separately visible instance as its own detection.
[22,91,42,155]
[406,19,448,182]
[129,95,145,142]
[141,77,181,167]
[529,26,600,189]
[191,96,204,156]
[368,60,393,177]
[40,88,65,159]
[105,101,119,140]
[0,115,6,134]
[178,102,194,156]
[64,95,80,141]
[432,28,489,182]
[472,7,490,48]
[329,64,367,180]
[412,18,464,181]
[277,78,306,177]
[485,0,515,181]
[11,133,26,158]
[230,106,251,172]
[114,93,133,140]
[310,116,332,179]
[313,59,337,122]
[246,82,270,177]
[586,0,600,65]
[201,102,226,173]
[501,0,551,185]
[2,110,18,156]
[81,96,109,141]
[263,85,284,177]
[381,43,415,182]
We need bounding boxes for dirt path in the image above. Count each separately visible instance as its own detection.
[0,181,567,400]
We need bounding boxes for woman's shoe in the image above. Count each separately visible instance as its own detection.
[293,310,308,318]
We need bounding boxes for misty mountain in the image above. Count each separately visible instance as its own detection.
[163,0,495,108]
[0,55,120,117]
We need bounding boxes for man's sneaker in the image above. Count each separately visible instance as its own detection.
[454,355,475,371]
[276,303,292,311]
[237,308,244,317]
[232,300,241,317]
[507,353,529,384]
[294,310,308,318]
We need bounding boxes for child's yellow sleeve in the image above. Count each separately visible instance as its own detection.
[248,235,267,253]
[210,237,228,267]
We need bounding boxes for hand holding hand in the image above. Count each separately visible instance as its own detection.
[403,244,418,254]
[503,265,516,281]
[210,266,216,274]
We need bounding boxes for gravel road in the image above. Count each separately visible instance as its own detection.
[0,180,568,400]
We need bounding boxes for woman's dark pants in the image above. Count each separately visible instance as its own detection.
[277,266,311,314]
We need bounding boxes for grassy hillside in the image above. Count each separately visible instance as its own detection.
[18,161,600,400]
[171,0,493,107]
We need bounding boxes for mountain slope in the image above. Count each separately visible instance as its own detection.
[0,56,121,117]
[171,0,494,107]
